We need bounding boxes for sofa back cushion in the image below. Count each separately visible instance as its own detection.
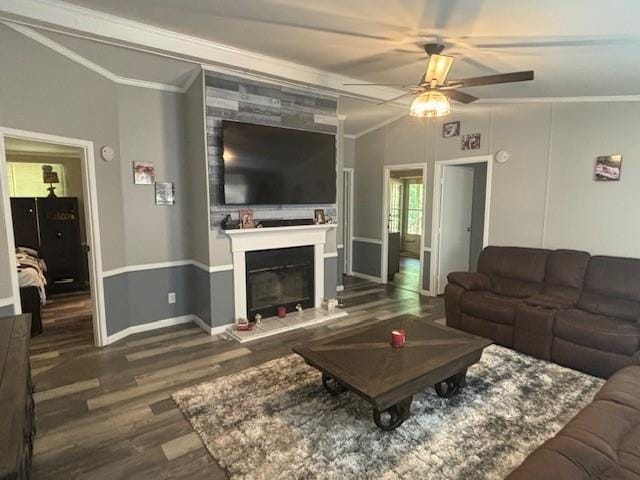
[478,246,550,298]
[577,256,640,321]
[542,249,590,302]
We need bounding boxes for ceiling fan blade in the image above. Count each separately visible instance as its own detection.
[343,83,415,87]
[449,70,534,88]
[475,37,632,49]
[377,91,419,106]
[445,89,478,104]
[424,54,454,85]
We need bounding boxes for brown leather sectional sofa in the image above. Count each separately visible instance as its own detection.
[445,246,640,479]
[445,246,640,378]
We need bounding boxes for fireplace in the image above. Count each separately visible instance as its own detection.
[245,246,314,321]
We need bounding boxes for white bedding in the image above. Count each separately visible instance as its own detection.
[16,248,47,304]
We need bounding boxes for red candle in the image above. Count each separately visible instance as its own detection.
[277,306,287,318]
[391,329,406,348]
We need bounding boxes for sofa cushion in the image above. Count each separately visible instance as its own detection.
[555,309,640,356]
[477,246,549,298]
[577,256,640,321]
[506,366,640,480]
[460,291,521,325]
[447,271,491,291]
[541,249,590,302]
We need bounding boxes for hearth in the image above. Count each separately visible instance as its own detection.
[246,246,314,321]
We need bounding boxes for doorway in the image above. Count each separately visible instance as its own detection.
[431,156,492,295]
[342,168,354,276]
[381,164,427,294]
[0,128,107,346]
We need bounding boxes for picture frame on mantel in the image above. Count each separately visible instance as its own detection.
[239,209,255,229]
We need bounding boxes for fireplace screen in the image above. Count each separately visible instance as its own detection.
[246,246,314,321]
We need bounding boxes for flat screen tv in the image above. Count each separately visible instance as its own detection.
[222,120,336,205]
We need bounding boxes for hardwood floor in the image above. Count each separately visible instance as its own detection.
[42,292,92,329]
[392,256,421,293]
[29,276,444,479]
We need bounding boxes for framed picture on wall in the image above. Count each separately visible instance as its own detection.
[442,121,460,138]
[155,182,175,205]
[133,161,155,184]
[461,133,481,150]
[594,154,623,181]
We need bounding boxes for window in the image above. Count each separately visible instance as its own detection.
[6,162,67,197]
[388,179,403,233]
[405,182,423,235]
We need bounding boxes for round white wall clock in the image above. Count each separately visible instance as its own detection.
[495,150,509,164]
[100,145,115,162]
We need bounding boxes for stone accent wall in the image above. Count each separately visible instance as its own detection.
[205,71,338,227]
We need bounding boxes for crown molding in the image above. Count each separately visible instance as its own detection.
[477,95,640,104]
[350,112,409,139]
[4,21,195,93]
[0,0,404,102]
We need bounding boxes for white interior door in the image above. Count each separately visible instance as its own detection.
[437,165,474,294]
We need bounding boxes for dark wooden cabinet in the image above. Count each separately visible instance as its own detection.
[11,197,86,294]
[10,198,39,251]
[0,315,35,480]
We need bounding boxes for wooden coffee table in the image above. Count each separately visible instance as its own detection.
[293,315,492,430]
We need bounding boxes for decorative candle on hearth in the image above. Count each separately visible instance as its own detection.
[391,329,406,348]
[277,305,286,318]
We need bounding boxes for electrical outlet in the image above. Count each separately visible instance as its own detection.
[168,292,176,304]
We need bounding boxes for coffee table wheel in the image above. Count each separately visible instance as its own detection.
[434,371,467,398]
[321,373,346,395]
[373,397,412,431]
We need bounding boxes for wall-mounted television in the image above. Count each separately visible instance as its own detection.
[221,120,336,205]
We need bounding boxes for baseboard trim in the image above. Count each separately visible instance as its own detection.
[0,296,14,308]
[191,315,233,336]
[105,314,195,345]
[350,271,383,284]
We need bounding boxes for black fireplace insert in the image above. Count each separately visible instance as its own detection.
[245,246,314,321]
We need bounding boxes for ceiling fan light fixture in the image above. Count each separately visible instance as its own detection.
[410,91,450,118]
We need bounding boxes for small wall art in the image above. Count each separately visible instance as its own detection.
[594,154,622,181]
[155,182,175,205]
[462,133,481,150]
[442,121,460,138]
[133,161,155,184]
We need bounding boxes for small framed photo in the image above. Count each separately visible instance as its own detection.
[155,182,175,205]
[595,154,622,181]
[314,209,326,225]
[462,133,481,150]
[133,162,155,185]
[443,121,460,138]
[239,209,255,229]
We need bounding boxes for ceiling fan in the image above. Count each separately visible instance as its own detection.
[344,43,534,117]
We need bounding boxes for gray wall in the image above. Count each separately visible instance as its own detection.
[352,240,382,278]
[344,137,355,168]
[352,100,640,287]
[116,85,189,265]
[184,72,211,266]
[0,305,14,317]
[469,162,487,270]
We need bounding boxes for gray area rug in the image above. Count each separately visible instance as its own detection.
[173,345,604,479]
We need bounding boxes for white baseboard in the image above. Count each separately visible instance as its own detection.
[350,271,383,284]
[420,288,437,297]
[191,315,233,336]
[0,296,15,308]
[105,314,195,345]
[336,285,344,292]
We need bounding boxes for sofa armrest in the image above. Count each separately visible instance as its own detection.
[447,272,491,291]
[523,294,574,310]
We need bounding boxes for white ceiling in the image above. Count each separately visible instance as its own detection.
[51,0,640,97]
[5,0,640,134]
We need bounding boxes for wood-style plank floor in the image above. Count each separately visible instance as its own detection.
[29,276,444,480]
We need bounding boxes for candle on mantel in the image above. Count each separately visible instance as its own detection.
[391,329,406,348]
[277,305,287,318]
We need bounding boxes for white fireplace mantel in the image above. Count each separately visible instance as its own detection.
[225,224,337,321]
